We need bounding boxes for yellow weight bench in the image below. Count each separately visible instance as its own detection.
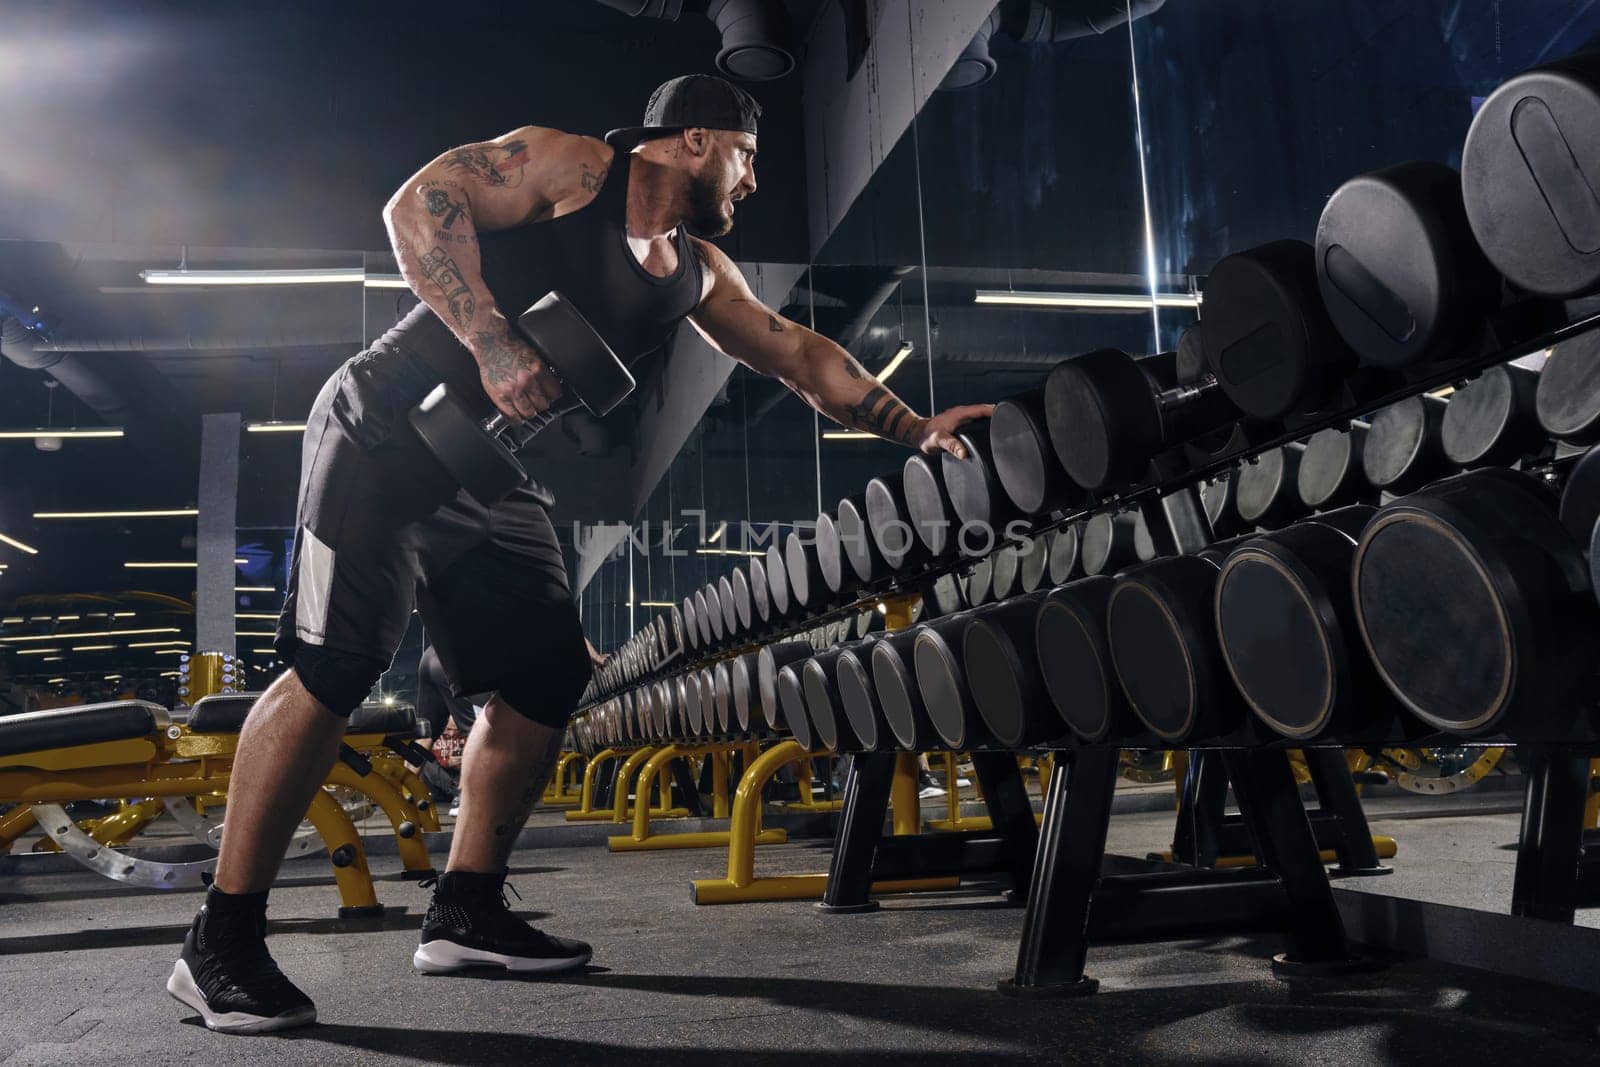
[0,697,435,916]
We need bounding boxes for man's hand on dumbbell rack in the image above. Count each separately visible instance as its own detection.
[472,318,565,422]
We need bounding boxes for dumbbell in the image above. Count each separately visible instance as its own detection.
[763,543,794,621]
[1315,161,1501,368]
[696,585,722,647]
[1033,576,1138,743]
[1213,506,1407,742]
[1043,347,1239,492]
[941,417,1028,534]
[800,645,873,753]
[727,570,756,638]
[706,661,731,737]
[757,641,814,735]
[717,575,743,643]
[960,593,1065,747]
[1047,524,1082,585]
[1203,240,1361,420]
[784,526,830,613]
[1537,331,1600,447]
[901,452,963,560]
[1441,362,1547,469]
[774,662,816,749]
[1080,510,1155,575]
[863,472,925,571]
[870,629,943,751]
[1106,536,1256,744]
[965,554,995,607]
[923,571,967,619]
[833,493,890,587]
[911,611,991,750]
[746,555,774,633]
[813,508,868,603]
[834,641,892,752]
[1297,424,1374,512]
[680,671,707,736]
[410,292,636,507]
[1201,470,1244,539]
[1352,467,1600,739]
[990,388,1085,515]
[729,651,760,735]
[1362,394,1452,494]
[1235,442,1308,529]
[991,535,1048,599]
[1463,50,1600,299]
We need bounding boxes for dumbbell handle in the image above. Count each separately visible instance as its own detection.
[1156,375,1220,412]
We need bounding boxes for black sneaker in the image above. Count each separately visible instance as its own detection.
[414,870,591,975]
[167,900,316,1034]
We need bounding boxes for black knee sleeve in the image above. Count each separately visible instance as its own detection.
[496,658,592,730]
[289,643,389,716]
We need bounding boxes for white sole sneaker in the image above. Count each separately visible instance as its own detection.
[412,939,592,976]
[166,959,317,1034]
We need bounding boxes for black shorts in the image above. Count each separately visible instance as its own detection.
[275,345,592,726]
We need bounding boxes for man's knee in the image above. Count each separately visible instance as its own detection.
[289,643,389,717]
[495,659,590,730]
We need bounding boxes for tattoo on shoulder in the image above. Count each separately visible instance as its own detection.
[444,139,529,188]
[419,246,476,328]
[579,162,608,193]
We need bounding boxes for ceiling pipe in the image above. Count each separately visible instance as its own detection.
[0,314,197,464]
[588,0,795,80]
[941,0,1167,91]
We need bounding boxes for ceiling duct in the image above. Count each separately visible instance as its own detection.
[0,311,196,464]
[941,0,1167,91]
[589,0,795,81]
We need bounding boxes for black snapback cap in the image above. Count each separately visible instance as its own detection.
[605,74,762,152]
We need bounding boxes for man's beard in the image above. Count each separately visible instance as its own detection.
[685,171,733,237]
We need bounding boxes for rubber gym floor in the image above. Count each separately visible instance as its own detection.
[4,798,1599,1066]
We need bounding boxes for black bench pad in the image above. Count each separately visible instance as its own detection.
[0,700,168,758]
[186,693,419,736]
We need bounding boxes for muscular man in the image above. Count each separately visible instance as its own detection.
[167,74,990,1034]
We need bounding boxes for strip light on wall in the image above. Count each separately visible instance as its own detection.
[236,586,278,593]
[245,422,308,433]
[0,532,39,555]
[973,289,1202,310]
[141,268,366,286]
[637,600,677,608]
[878,341,914,383]
[0,428,124,440]
[363,274,410,290]
[822,431,878,441]
[37,509,198,519]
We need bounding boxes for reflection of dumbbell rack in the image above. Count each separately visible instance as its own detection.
[175,651,241,709]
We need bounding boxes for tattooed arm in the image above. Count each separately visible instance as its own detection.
[685,238,992,456]
[382,126,613,419]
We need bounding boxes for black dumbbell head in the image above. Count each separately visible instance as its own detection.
[992,389,1079,515]
[1442,363,1545,468]
[1298,425,1371,511]
[1236,443,1307,529]
[1035,576,1126,742]
[1316,161,1500,369]
[1362,394,1451,492]
[1463,51,1600,297]
[1044,348,1163,492]
[1537,331,1600,445]
[1048,524,1082,585]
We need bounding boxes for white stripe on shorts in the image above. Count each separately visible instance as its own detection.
[294,525,336,645]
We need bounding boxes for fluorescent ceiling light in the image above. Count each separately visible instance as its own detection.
[70,644,115,652]
[1,626,180,644]
[250,647,278,654]
[236,613,279,620]
[637,600,677,608]
[160,670,179,678]
[122,558,248,568]
[154,649,186,656]
[0,428,123,440]
[43,658,63,663]
[141,268,365,286]
[113,612,135,618]
[236,631,276,638]
[14,648,62,655]
[709,522,726,544]
[0,532,39,554]
[56,615,79,622]
[47,677,66,684]
[694,548,763,557]
[822,431,879,441]
[127,640,190,648]
[974,289,1202,310]
[235,586,277,593]
[37,508,198,519]
[245,422,307,433]
[363,274,410,289]
[1,617,21,624]
[878,341,914,383]
[104,674,122,681]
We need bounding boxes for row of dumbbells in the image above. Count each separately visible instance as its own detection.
[582,48,1600,709]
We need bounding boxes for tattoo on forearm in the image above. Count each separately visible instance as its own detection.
[767,314,785,333]
[579,162,608,193]
[845,385,919,443]
[444,139,529,188]
[418,246,476,327]
[474,329,539,386]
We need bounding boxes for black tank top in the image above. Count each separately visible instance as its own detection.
[377,150,704,426]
